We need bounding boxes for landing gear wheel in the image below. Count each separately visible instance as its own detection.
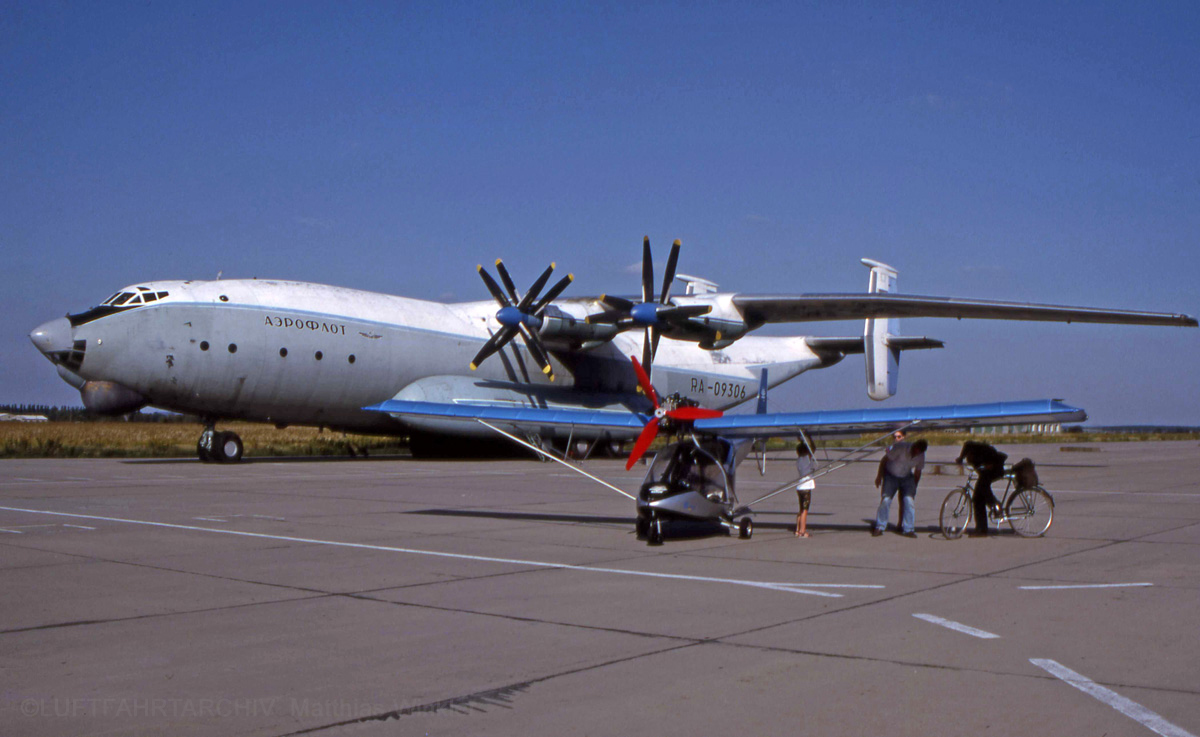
[1006,486,1054,537]
[197,429,215,463]
[635,514,649,540]
[939,487,973,539]
[647,517,664,546]
[209,432,244,463]
[738,516,753,540]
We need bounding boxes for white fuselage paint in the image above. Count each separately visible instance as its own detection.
[57,279,831,435]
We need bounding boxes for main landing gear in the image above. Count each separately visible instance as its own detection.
[197,425,244,463]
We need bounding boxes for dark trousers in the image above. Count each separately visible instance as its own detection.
[974,465,1004,532]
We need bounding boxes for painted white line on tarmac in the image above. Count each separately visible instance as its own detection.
[1020,583,1153,590]
[912,613,1000,639]
[1031,659,1196,737]
[0,506,881,598]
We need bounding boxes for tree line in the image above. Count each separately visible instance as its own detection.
[0,404,198,423]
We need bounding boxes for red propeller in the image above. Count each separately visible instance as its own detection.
[625,356,723,470]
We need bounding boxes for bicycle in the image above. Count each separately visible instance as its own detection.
[939,466,1055,539]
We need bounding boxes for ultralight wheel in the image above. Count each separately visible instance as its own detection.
[738,516,753,540]
[939,487,973,539]
[1006,486,1054,537]
[635,514,649,539]
[647,517,664,546]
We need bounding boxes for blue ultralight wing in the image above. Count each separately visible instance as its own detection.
[692,399,1086,437]
[364,399,650,431]
[365,398,1085,438]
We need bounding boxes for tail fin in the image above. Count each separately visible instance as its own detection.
[862,259,899,401]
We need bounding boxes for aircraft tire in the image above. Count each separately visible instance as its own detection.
[211,432,244,463]
[196,438,212,463]
[635,514,649,539]
[738,517,753,539]
[647,517,664,546]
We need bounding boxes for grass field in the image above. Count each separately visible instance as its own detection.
[1,421,1195,460]
[0,422,407,459]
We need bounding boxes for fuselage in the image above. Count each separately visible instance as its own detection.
[30,279,833,437]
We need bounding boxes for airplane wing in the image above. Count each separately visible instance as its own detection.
[733,294,1198,328]
[364,399,650,432]
[365,398,1086,439]
[691,399,1086,438]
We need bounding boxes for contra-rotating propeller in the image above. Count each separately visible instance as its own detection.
[625,355,723,470]
[470,260,573,380]
[587,237,711,370]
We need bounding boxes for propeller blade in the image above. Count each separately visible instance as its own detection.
[666,406,724,421]
[660,239,680,304]
[477,266,511,308]
[494,259,521,303]
[630,355,658,408]
[626,417,660,470]
[650,326,661,364]
[531,273,574,314]
[517,263,555,312]
[641,329,653,379]
[518,324,555,380]
[469,325,517,369]
[641,236,654,304]
[584,311,624,325]
[600,294,634,312]
[655,304,711,321]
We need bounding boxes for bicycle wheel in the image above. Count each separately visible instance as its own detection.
[1006,486,1054,537]
[940,487,973,539]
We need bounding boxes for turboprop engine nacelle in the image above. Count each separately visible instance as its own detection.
[537,305,622,347]
[863,259,899,401]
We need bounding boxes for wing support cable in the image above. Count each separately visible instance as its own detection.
[733,421,921,515]
[475,419,636,500]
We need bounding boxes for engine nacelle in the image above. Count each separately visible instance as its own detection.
[80,381,149,416]
[538,306,621,347]
[863,259,899,400]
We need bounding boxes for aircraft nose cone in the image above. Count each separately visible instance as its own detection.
[30,317,73,358]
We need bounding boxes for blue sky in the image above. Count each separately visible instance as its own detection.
[3,1,1197,424]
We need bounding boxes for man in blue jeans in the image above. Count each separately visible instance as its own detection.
[871,431,927,538]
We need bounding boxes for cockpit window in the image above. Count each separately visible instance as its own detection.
[100,289,169,307]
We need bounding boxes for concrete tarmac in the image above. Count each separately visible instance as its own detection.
[1,440,1198,736]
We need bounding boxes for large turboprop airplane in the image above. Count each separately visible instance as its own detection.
[28,238,1196,462]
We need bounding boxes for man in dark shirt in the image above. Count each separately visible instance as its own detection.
[955,440,1007,537]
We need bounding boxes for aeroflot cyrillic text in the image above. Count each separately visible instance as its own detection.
[264,316,346,335]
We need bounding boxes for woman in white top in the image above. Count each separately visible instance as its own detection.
[796,443,817,537]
